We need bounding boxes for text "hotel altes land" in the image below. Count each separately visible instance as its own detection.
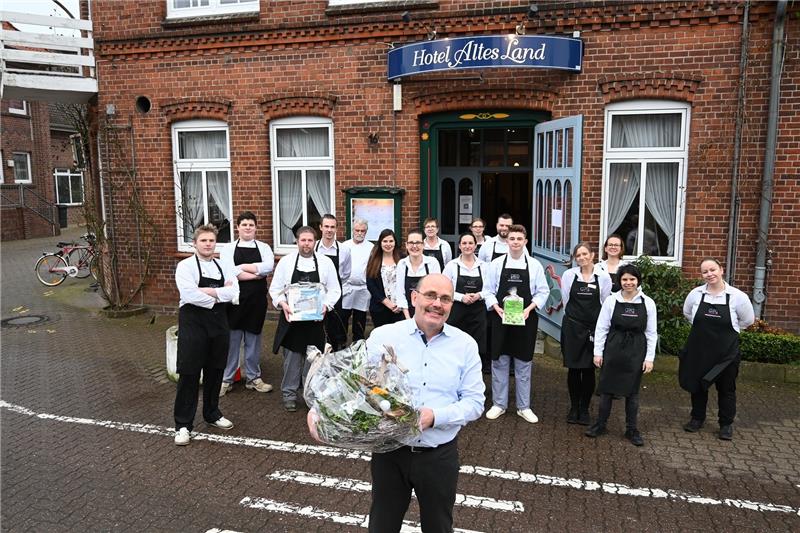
[412,38,548,68]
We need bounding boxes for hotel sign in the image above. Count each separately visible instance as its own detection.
[387,35,583,80]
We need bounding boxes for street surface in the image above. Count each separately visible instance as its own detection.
[2,228,799,532]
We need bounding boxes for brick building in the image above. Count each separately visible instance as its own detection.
[89,0,798,331]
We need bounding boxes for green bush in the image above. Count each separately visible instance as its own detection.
[632,256,698,330]
[658,323,800,365]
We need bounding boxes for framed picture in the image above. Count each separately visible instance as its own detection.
[344,187,405,241]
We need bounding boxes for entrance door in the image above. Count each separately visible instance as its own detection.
[531,115,583,339]
[438,169,480,255]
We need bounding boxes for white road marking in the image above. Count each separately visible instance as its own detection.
[267,469,524,512]
[2,400,798,517]
[205,529,242,533]
[239,496,484,533]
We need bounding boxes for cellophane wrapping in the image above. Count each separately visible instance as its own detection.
[304,340,420,452]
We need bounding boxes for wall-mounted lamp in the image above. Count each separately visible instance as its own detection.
[426,26,437,40]
[400,11,437,40]
[401,11,411,23]
[527,4,539,19]
[515,22,526,35]
[368,132,380,146]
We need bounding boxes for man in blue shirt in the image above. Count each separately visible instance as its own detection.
[308,273,485,532]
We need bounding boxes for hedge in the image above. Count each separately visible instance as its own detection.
[659,323,800,365]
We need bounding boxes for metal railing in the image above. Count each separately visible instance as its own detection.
[1,184,57,233]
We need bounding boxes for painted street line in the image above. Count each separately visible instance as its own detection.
[239,496,484,533]
[205,529,242,533]
[2,400,798,517]
[267,469,525,512]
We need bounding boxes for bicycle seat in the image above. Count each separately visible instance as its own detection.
[57,241,74,247]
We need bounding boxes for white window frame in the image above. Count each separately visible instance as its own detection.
[0,149,4,184]
[54,168,84,206]
[166,0,259,19]
[328,0,395,5]
[171,119,233,252]
[600,100,690,265]
[12,152,32,184]
[8,100,27,115]
[270,116,335,255]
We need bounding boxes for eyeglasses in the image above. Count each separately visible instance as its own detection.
[415,290,453,305]
[606,243,621,248]
[407,241,423,246]
[471,225,484,229]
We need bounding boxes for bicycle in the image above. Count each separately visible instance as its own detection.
[35,233,98,286]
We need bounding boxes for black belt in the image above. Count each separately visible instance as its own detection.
[402,438,456,454]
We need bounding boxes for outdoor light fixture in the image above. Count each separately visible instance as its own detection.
[426,26,437,40]
[400,11,436,40]
[515,21,526,35]
[401,11,411,23]
[527,4,539,19]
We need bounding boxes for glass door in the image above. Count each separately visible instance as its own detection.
[438,169,480,256]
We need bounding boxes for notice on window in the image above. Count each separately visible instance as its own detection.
[459,195,472,213]
[352,198,395,241]
[551,209,563,228]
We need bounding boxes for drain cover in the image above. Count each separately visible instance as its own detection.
[1,315,51,328]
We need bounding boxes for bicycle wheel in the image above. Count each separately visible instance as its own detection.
[35,254,69,286]
[68,248,92,278]
[89,254,100,281]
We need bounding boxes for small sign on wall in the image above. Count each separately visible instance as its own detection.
[551,209,563,228]
[459,195,472,213]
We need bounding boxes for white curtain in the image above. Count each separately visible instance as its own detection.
[276,127,328,158]
[610,113,681,148]
[307,170,331,218]
[606,163,640,236]
[207,170,231,239]
[278,170,303,244]
[179,130,227,159]
[180,171,204,241]
[645,163,678,255]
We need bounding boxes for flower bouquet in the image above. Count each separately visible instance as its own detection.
[304,340,420,452]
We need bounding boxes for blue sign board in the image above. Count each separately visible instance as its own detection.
[388,35,583,80]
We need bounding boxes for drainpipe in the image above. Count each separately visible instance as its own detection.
[752,0,787,319]
[725,0,750,285]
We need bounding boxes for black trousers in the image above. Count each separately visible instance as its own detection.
[567,368,595,409]
[596,392,640,431]
[340,307,367,343]
[324,301,348,350]
[690,360,739,426]
[174,367,224,431]
[369,439,459,533]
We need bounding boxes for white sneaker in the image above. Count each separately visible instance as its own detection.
[219,382,233,397]
[174,428,190,446]
[485,406,506,420]
[210,416,234,430]
[517,409,539,424]
[245,378,273,393]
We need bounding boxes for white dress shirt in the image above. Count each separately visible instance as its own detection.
[561,266,613,308]
[484,254,549,310]
[442,257,490,303]
[175,254,240,309]
[315,240,352,287]
[593,289,658,362]
[423,237,452,265]
[683,283,755,333]
[341,238,374,311]
[268,251,341,311]
[394,256,441,309]
[478,237,529,262]
[367,319,485,447]
[219,239,274,277]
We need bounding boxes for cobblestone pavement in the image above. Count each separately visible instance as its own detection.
[2,229,799,532]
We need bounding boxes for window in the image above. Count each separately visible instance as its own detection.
[601,100,690,263]
[54,169,84,205]
[166,0,258,19]
[8,100,27,115]
[172,120,233,251]
[270,116,335,253]
[12,153,32,183]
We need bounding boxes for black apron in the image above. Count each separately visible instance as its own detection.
[609,271,621,293]
[679,293,740,393]
[423,241,445,271]
[560,273,602,369]
[447,263,487,353]
[272,254,326,354]
[490,256,538,361]
[404,262,430,318]
[177,256,229,373]
[316,241,346,343]
[227,240,268,334]
[490,241,506,261]
[596,299,648,396]
[315,241,342,289]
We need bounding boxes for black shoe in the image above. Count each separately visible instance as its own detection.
[683,418,704,433]
[624,429,644,446]
[585,424,607,438]
[576,410,591,426]
[566,406,579,424]
[283,400,297,412]
[719,425,733,440]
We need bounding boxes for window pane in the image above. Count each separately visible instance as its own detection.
[180,171,204,242]
[57,174,70,203]
[606,162,641,241]
[508,127,530,167]
[484,129,504,167]
[610,113,681,148]
[307,169,331,227]
[178,130,227,159]
[466,128,480,167]
[457,178,473,235]
[276,127,329,157]
[643,162,678,256]
[207,171,231,242]
[278,170,303,245]
[439,130,459,166]
[70,174,83,204]
[13,154,29,181]
[441,178,455,235]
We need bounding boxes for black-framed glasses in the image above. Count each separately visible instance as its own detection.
[415,290,453,305]
[407,241,423,246]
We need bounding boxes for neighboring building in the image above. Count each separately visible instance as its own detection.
[89,0,799,331]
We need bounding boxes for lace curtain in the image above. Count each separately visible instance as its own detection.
[276,127,328,158]
[180,171,203,241]
[606,163,640,238]
[178,130,227,159]
[278,170,303,245]
[645,163,678,255]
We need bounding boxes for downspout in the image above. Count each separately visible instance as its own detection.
[725,0,750,284]
[752,0,787,319]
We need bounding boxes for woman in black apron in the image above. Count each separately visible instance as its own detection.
[596,234,626,293]
[422,218,451,271]
[444,233,489,371]
[560,243,612,425]
[366,229,404,327]
[586,264,657,446]
[679,258,755,440]
[398,230,439,319]
[469,217,489,257]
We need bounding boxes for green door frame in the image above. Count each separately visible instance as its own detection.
[418,110,551,226]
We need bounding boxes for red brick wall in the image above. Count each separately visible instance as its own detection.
[90,0,799,330]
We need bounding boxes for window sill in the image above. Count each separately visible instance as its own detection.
[162,11,259,29]
[325,0,438,17]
